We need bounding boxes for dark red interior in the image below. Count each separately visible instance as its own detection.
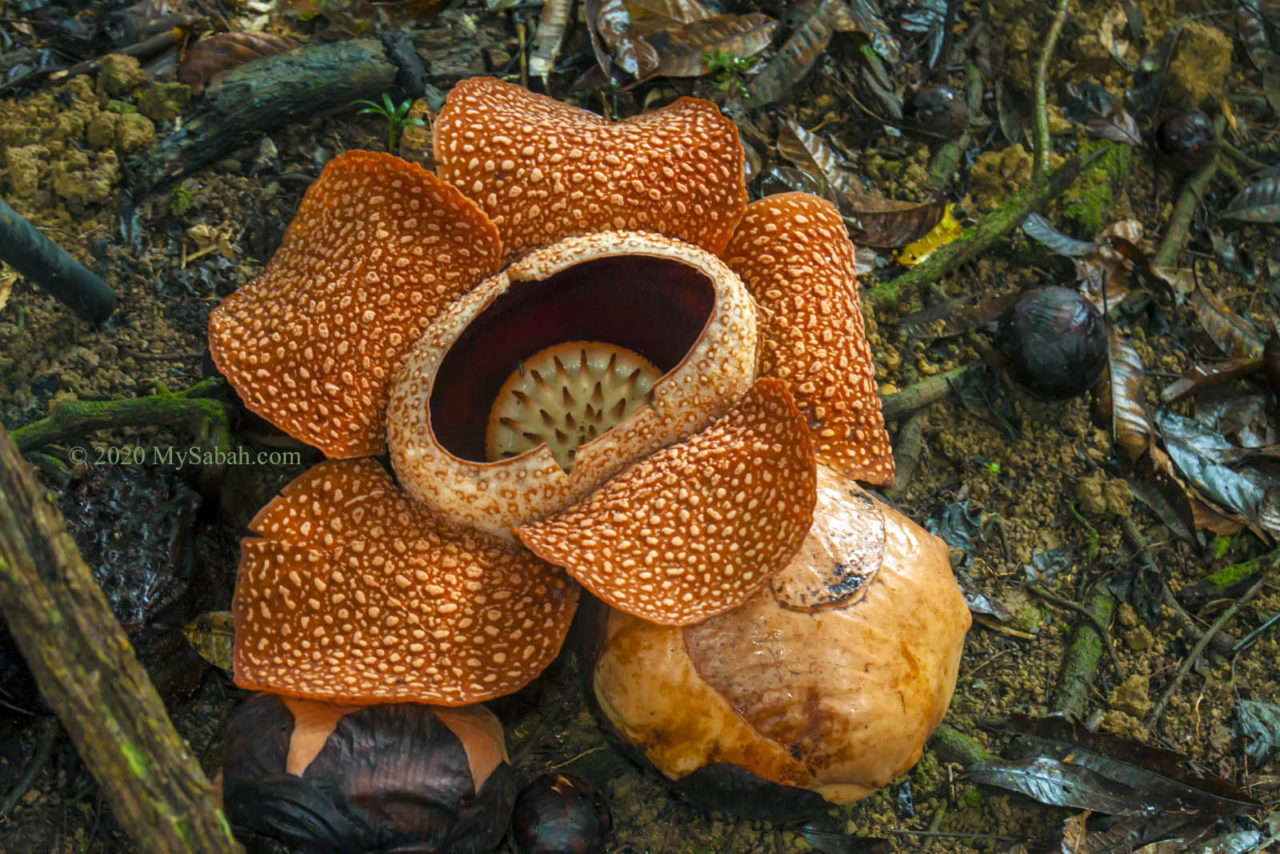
[428,255,715,462]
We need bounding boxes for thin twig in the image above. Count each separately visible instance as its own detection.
[0,716,59,817]
[1145,574,1268,730]
[1028,583,1126,680]
[1033,0,1071,178]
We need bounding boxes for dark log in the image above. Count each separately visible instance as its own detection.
[129,38,398,198]
[0,199,118,324]
[0,426,240,853]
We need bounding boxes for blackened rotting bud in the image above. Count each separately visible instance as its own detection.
[222,693,515,854]
[1155,109,1219,174]
[1000,287,1108,400]
[512,773,612,854]
[906,84,968,139]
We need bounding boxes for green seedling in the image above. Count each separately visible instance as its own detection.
[703,49,752,99]
[351,93,425,152]
[1066,500,1099,559]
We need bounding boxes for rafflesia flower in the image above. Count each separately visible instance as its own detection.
[209,77,969,846]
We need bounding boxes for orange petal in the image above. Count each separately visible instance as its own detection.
[234,459,578,705]
[434,77,746,259]
[722,193,894,486]
[208,151,502,458]
[516,379,816,625]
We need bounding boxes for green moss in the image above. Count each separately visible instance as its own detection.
[119,738,150,780]
[1009,605,1045,633]
[960,786,985,811]
[1202,547,1280,592]
[1061,140,1130,234]
[869,279,900,306]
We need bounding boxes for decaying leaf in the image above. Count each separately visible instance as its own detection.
[178,32,300,95]
[990,715,1262,816]
[182,610,234,671]
[969,756,1154,814]
[1223,173,1280,223]
[1189,287,1267,360]
[1075,220,1145,300]
[777,120,855,193]
[590,0,660,77]
[1103,333,1154,464]
[747,0,840,106]
[530,0,572,80]
[1160,358,1263,404]
[759,164,843,205]
[898,290,1017,340]
[895,204,962,263]
[825,0,899,64]
[1237,699,1280,764]
[845,194,948,249]
[1060,81,1142,145]
[626,0,713,30]
[1021,213,1098,257]
[1151,266,1195,303]
[1156,408,1280,540]
[647,13,777,78]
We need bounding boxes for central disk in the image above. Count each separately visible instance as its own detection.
[485,341,661,471]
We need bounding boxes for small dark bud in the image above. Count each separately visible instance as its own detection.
[1000,287,1108,400]
[1155,109,1218,174]
[512,773,611,854]
[906,84,967,138]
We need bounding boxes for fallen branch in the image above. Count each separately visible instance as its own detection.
[930,723,993,766]
[129,38,398,199]
[1029,583,1125,681]
[0,427,240,852]
[885,410,928,502]
[882,150,1100,298]
[1049,584,1115,720]
[9,378,229,454]
[879,365,974,421]
[0,198,118,324]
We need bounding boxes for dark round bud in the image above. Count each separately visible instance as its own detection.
[512,773,611,854]
[906,84,967,138]
[1155,109,1218,173]
[1000,287,1107,400]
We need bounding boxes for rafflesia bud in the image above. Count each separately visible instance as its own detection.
[221,694,515,854]
[512,773,611,854]
[1155,109,1218,174]
[1000,286,1108,400]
